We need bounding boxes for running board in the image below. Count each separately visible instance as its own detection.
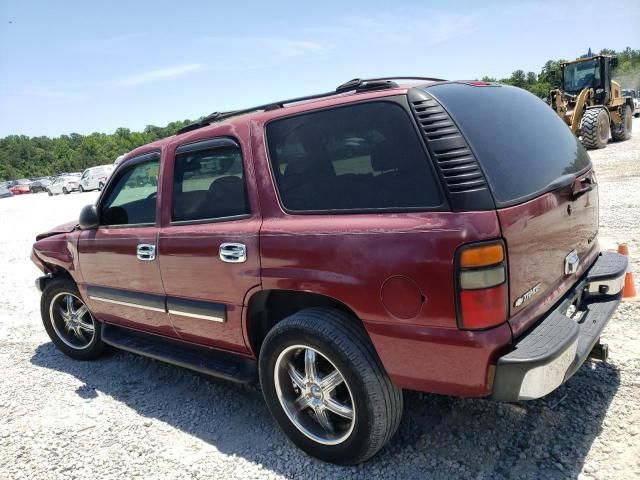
[101,324,257,383]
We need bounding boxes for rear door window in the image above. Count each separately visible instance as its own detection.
[172,144,249,222]
[425,83,591,205]
[266,101,442,212]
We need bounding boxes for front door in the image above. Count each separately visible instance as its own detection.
[78,152,175,337]
[158,138,261,352]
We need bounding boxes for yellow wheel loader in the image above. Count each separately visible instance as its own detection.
[549,55,634,149]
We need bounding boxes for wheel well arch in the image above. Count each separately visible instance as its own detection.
[39,267,75,291]
[245,289,363,356]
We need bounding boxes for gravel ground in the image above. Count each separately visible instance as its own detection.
[1,121,639,480]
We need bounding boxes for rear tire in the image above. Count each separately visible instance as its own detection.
[47,189,52,196]
[41,277,106,360]
[79,185,84,193]
[611,104,632,141]
[259,307,403,465]
[62,187,68,194]
[580,108,609,149]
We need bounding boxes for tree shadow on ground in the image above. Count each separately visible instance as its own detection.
[31,342,620,479]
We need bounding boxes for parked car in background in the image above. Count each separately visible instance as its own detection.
[79,165,115,192]
[9,179,32,195]
[0,185,13,198]
[47,176,81,195]
[622,89,640,118]
[29,179,52,193]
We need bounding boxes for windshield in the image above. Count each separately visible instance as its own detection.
[563,59,601,93]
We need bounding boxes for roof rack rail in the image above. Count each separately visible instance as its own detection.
[334,76,445,94]
[362,76,447,83]
[176,91,337,135]
[176,76,447,135]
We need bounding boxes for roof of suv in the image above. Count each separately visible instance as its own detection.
[122,77,455,162]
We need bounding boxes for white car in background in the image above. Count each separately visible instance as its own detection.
[47,175,81,196]
[79,165,115,192]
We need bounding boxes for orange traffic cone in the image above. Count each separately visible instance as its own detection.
[617,244,637,301]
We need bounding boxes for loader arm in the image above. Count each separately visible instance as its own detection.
[568,88,593,134]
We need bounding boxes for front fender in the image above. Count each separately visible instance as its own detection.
[31,232,82,284]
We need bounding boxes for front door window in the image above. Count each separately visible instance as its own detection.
[100,159,159,226]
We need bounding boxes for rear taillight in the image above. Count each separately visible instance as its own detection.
[456,241,508,330]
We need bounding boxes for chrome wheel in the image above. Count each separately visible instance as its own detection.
[49,292,95,350]
[274,345,355,445]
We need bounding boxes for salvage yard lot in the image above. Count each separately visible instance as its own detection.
[0,120,638,480]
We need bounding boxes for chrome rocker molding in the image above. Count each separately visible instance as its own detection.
[86,285,165,313]
[85,285,227,322]
[89,296,166,313]
[168,309,225,322]
[167,297,227,323]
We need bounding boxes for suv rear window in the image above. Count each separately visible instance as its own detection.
[426,83,591,205]
[266,101,442,212]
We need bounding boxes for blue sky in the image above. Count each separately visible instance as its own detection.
[1,0,638,137]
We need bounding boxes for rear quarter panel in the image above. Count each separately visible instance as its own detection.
[250,118,509,395]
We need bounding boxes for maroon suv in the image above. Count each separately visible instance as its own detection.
[32,77,627,464]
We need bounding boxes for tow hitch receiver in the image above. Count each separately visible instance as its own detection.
[589,342,609,362]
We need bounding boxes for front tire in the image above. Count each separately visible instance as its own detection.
[259,308,403,465]
[41,277,105,360]
[47,189,53,196]
[79,185,84,193]
[62,187,69,194]
[580,107,610,149]
[611,104,632,141]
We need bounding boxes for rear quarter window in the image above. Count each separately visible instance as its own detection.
[266,101,443,213]
[426,83,591,205]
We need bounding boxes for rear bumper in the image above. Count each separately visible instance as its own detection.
[492,252,627,401]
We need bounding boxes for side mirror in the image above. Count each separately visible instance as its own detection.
[79,204,99,230]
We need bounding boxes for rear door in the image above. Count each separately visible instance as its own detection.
[78,152,175,336]
[157,137,261,353]
[426,83,600,336]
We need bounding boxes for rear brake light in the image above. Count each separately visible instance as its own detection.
[456,241,508,330]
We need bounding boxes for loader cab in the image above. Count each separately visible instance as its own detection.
[561,55,617,104]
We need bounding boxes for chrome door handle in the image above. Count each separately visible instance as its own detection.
[137,244,156,261]
[219,243,246,263]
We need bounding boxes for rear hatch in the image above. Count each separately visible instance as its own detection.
[425,83,600,336]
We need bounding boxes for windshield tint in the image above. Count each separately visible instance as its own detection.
[563,59,601,93]
[426,83,591,205]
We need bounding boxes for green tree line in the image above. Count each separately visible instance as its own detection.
[0,120,192,181]
[1,47,638,181]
